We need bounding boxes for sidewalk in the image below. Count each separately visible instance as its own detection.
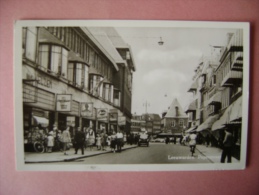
[25,144,138,163]
[196,144,239,163]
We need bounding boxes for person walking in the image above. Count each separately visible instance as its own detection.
[189,131,197,156]
[46,131,54,153]
[74,127,86,155]
[116,129,124,152]
[221,129,234,163]
[110,131,117,153]
[61,126,71,155]
[96,134,101,150]
[100,129,108,151]
[86,124,95,151]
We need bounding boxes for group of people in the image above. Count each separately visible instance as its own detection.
[179,129,235,163]
[29,123,129,155]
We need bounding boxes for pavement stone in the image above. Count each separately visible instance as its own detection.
[25,145,138,163]
[196,144,239,163]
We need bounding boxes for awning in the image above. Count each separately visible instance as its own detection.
[196,114,219,132]
[185,100,197,113]
[185,126,198,133]
[33,116,49,127]
[208,92,221,105]
[211,96,242,131]
[229,96,242,122]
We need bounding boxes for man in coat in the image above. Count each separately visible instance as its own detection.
[74,127,86,155]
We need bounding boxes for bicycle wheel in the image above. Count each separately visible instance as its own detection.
[34,141,45,153]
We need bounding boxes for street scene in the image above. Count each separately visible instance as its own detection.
[17,21,248,170]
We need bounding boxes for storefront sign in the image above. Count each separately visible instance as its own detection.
[56,94,72,112]
[37,73,52,88]
[97,108,108,118]
[109,112,118,122]
[118,116,126,125]
[81,102,93,117]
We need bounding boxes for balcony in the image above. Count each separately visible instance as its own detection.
[231,52,243,71]
[221,70,243,87]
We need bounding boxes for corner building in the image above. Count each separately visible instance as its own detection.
[22,26,135,142]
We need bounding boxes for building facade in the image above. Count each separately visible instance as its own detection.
[161,98,188,136]
[185,29,243,159]
[22,26,135,145]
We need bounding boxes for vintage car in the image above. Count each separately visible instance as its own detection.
[138,133,149,147]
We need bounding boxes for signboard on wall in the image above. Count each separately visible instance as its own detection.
[56,94,72,112]
[97,108,108,118]
[81,102,93,117]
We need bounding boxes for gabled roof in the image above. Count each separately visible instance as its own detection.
[164,98,188,118]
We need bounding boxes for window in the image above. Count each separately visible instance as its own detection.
[179,120,184,127]
[23,27,37,61]
[113,89,121,107]
[38,44,68,77]
[89,74,103,96]
[68,62,89,89]
[103,83,110,102]
[171,120,175,127]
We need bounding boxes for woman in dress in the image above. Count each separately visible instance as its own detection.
[61,126,71,155]
[86,125,95,151]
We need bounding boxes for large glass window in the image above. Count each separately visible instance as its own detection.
[68,62,89,89]
[89,74,103,96]
[23,27,37,61]
[113,89,121,107]
[38,44,68,77]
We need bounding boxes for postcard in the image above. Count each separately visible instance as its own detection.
[14,20,250,171]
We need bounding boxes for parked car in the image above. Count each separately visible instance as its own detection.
[154,138,166,143]
[138,133,149,147]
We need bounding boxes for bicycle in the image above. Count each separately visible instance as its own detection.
[33,138,46,153]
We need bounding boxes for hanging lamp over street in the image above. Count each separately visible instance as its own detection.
[158,37,164,45]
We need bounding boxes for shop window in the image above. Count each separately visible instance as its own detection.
[23,27,37,61]
[38,44,68,77]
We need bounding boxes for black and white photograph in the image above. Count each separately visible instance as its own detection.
[14,20,250,171]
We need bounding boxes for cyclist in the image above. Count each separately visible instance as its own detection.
[189,131,197,156]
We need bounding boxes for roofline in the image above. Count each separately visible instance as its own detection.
[80,27,119,71]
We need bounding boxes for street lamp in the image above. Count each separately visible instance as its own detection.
[158,37,164,46]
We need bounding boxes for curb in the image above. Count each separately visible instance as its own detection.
[25,145,138,163]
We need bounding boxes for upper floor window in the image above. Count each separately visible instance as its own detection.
[171,120,175,127]
[113,89,121,107]
[102,83,114,103]
[179,120,184,127]
[38,44,68,78]
[68,62,89,89]
[23,27,37,62]
[89,74,103,97]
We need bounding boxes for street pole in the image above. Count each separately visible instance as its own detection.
[143,101,149,133]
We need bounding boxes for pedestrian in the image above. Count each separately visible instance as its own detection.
[46,131,54,153]
[110,131,117,153]
[116,129,124,152]
[220,128,234,163]
[206,134,211,147]
[61,126,71,155]
[96,134,101,150]
[173,136,177,144]
[101,130,108,151]
[165,136,170,144]
[74,127,86,155]
[86,123,95,151]
[189,131,197,156]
